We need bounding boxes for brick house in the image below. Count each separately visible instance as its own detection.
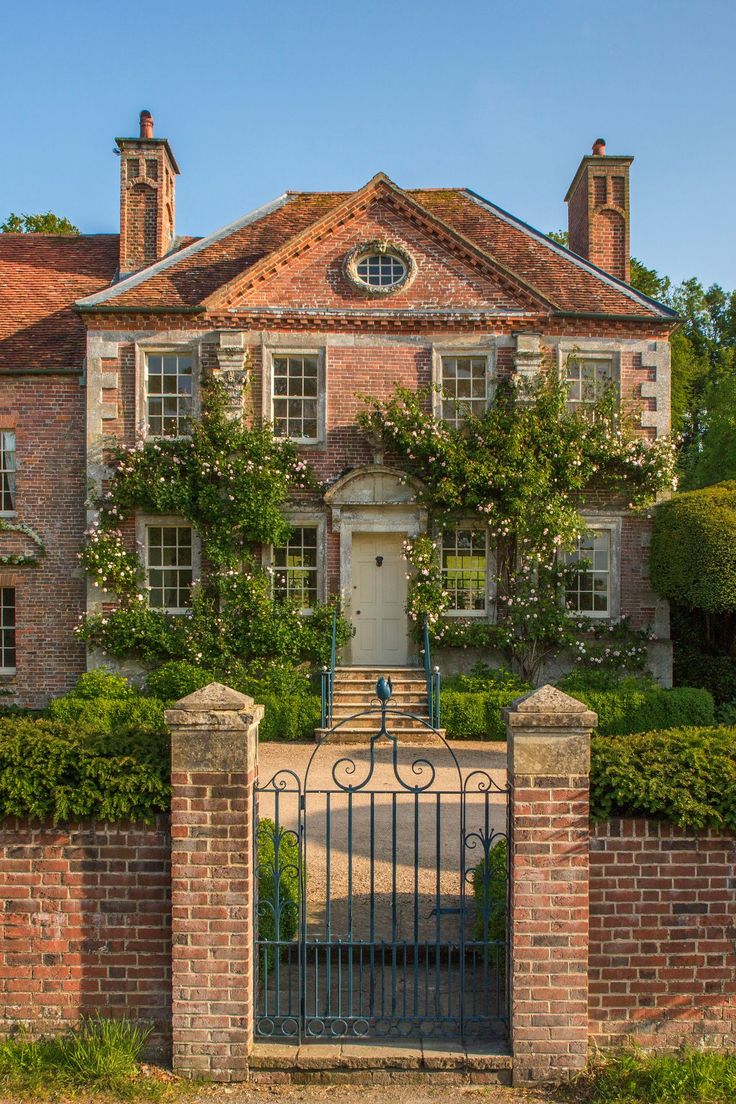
[0,114,677,706]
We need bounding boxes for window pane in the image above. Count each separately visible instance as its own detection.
[272,355,320,439]
[565,358,614,414]
[563,529,610,615]
[272,527,319,609]
[0,588,16,670]
[441,356,488,426]
[441,529,487,613]
[0,432,16,512]
[146,354,194,437]
[147,526,193,610]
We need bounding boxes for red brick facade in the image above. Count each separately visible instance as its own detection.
[0,118,678,702]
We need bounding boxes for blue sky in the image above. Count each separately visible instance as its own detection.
[1,0,734,288]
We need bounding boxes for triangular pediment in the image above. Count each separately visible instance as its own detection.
[204,174,556,315]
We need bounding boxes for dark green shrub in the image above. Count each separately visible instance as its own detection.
[441,685,528,741]
[257,817,301,971]
[443,664,529,695]
[472,836,508,944]
[63,668,137,700]
[557,671,715,735]
[48,694,167,743]
[0,717,169,822]
[145,660,214,701]
[651,482,736,611]
[590,726,736,830]
[258,693,321,742]
[673,645,736,704]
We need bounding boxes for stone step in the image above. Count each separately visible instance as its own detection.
[315,726,447,745]
[333,693,428,702]
[249,1039,512,1084]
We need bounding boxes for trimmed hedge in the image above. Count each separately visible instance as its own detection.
[441,665,530,740]
[441,691,511,740]
[651,481,736,612]
[557,672,715,736]
[590,726,736,830]
[0,716,169,823]
[144,660,320,741]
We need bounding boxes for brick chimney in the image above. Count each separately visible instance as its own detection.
[564,139,633,283]
[116,110,180,277]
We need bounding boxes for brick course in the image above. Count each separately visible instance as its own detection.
[589,818,736,1049]
[0,817,171,1053]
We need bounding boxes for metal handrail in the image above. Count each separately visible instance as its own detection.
[321,608,338,728]
[423,615,441,730]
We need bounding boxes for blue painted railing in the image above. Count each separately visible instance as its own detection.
[320,609,338,729]
[423,615,441,730]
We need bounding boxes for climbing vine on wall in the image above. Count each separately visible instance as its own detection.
[77,378,350,671]
[360,370,674,684]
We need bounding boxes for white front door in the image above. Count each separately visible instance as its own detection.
[351,531,408,665]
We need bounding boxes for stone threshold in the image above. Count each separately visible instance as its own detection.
[248,1040,512,1085]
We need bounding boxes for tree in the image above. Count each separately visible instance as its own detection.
[1,211,79,234]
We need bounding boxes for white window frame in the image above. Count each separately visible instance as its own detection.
[135,343,199,440]
[263,346,326,445]
[0,586,16,674]
[562,516,621,620]
[440,524,493,618]
[264,514,326,615]
[136,515,201,615]
[557,344,620,415]
[0,431,16,517]
[431,346,495,424]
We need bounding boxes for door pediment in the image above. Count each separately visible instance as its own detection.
[325,465,423,508]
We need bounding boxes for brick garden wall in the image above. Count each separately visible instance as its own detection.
[0,817,171,1054]
[589,819,736,1049]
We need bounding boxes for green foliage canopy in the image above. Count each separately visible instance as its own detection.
[1,211,79,234]
[651,482,736,612]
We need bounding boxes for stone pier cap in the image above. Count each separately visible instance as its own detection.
[165,682,263,773]
[503,684,597,777]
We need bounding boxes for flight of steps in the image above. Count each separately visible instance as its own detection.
[315,667,444,744]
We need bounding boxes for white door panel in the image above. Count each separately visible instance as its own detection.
[351,532,408,665]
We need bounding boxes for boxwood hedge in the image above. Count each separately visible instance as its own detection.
[590,726,736,831]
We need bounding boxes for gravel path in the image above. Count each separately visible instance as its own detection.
[257,739,508,942]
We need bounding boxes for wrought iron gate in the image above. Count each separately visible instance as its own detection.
[254,682,509,1042]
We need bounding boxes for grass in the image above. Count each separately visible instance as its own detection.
[573,1048,736,1104]
[0,1017,175,1099]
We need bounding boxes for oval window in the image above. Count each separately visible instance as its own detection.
[355,252,407,289]
[345,241,415,294]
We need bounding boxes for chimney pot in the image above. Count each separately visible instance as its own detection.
[592,138,606,156]
[139,110,154,140]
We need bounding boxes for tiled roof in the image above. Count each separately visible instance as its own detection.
[0,234,119,371]
[76,181,676,320]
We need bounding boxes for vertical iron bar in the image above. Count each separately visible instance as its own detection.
[273,789,281,1021]
[348,790,354,1022]
[459,781,466,1041]
[413,791,420,1020]
[435,792,442,1018]
[325,793,331,1019]
[369,792,375,1021]
[391,793,397,1018]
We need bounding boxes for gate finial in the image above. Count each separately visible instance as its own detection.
[375,675,393,702]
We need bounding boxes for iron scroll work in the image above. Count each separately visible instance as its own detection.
[254,677,510,1043]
